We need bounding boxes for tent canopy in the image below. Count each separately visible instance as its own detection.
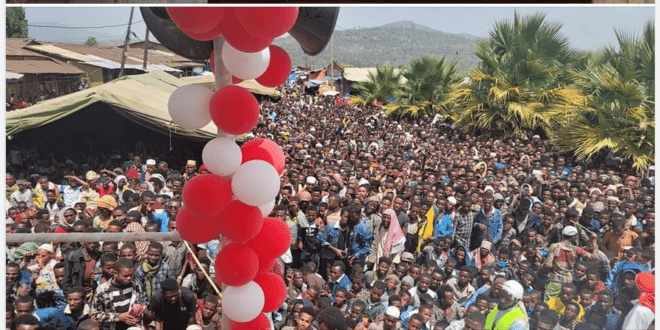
[6,71,218,140]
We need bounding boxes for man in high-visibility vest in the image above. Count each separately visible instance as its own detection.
[485,280,529,330]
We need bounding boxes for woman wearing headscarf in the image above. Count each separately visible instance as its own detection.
[621,272,654,330]
[54,207,77,233]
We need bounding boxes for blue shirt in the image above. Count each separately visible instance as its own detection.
[434,210,454,239]
[148,212,170,232]
[475,208,503,244]
[348,220,373,263]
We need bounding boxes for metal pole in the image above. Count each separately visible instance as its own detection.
[6,231,182,244]
[119,7,135,77]
[142,27,150,71]
[211,37,235,330]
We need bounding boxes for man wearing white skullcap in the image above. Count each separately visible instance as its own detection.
[484,280,528,330]
[368,306,402,330]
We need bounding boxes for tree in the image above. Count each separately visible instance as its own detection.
[446,12,579,138]
[85,37,98,46]
[552,22,655,170]
[386,56,461,118]
[351,64,402,106]
[7,7,28,38]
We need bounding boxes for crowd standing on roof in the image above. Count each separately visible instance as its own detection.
[5,84,655,330]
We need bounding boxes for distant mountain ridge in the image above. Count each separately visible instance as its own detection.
[27,19,482,72]
[28,21,123,45]
[273,20,481,72]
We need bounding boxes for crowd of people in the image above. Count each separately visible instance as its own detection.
[5,85,656,330]
[6,79,89,111]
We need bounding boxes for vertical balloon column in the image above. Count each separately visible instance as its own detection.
[166,7,296,330]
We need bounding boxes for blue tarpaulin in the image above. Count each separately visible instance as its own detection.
[287,71,298,83]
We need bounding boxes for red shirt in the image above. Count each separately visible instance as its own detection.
[96,184,116,197]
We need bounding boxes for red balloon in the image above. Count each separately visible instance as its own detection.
[254,273,286,313]
[182,174,232,218]
[221,9,274,53]
[167,7,225,39]
[240,138,285,174]
[218,200,264,243]
[176,206,222,244]
[183,23,223,41]
[256,46,292,88]
[232,76,244,84]
[257,256,276,276]
[235,7,299,39]
[247,218,291,260]
[214,243,259,287]
[209,85,260,135]
[231,313,271,330]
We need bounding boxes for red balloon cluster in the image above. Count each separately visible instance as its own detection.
[169,7,294,88]
[241,138,286,174]
[209,85,260,135]
[168,7,297,329]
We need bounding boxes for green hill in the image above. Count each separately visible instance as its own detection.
[273,20,480,72]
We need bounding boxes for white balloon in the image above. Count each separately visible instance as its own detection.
[223,281,265,322]
[168,84,213,130]
[258,199,276,217]
[202,137,242,177]
[232,160,279,206]
[221,42,270,80]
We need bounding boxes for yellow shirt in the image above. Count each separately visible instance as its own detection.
[547,297,585,321]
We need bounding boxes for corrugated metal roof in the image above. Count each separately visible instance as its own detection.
[6,38,49,58]
[82,55,181,72]
[180,74,278,97]
[6,71,24,80]
[343,67,406,83]
[24,44,94,62]
[6,59,85,75]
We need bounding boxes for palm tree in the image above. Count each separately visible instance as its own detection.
[386,56,461,118]
[445,12,580,138]
[351,64,402,106]
[552,22,654,170]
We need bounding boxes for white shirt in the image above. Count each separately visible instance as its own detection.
[621,304,654,330]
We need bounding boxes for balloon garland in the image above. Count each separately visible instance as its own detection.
[166,7,296,329]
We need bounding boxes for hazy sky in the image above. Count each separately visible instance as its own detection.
[22,6,655,51]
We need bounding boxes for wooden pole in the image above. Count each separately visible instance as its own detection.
[142,27,150,71]
[119,7,135,77]
[183,241,222,297]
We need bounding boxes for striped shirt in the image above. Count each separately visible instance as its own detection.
[92,279,145,330]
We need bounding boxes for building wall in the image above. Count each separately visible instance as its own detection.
[70,63,105,87]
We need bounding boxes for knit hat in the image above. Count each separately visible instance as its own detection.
[146,159,156,165]
[384,274,400,285]
[38,243,53,253]
[385,306,400,318]
[401,276,414,288]
[502,280,524,300]
[562,226,578,237]
[97,195,118,210]
[298,190,313,202]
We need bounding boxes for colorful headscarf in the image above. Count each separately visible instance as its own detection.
[636,272,654,313]
[97,195,117,210]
